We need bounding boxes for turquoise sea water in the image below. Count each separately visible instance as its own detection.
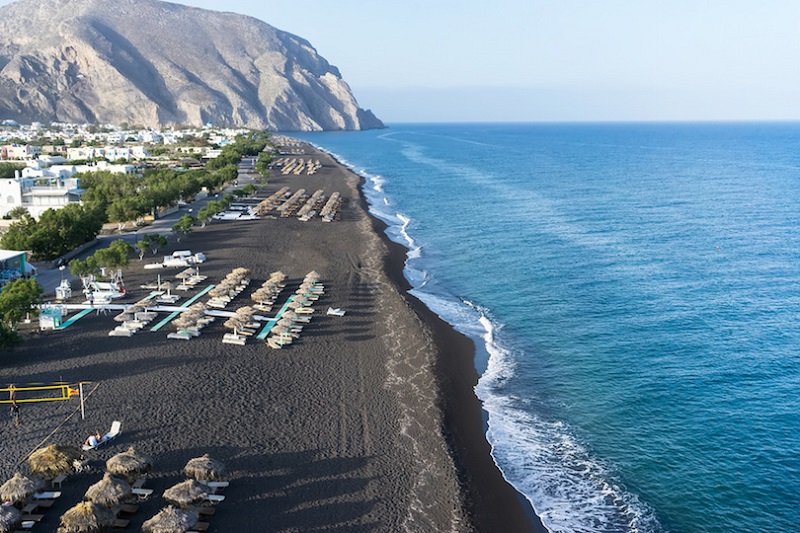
[295,124,800,533]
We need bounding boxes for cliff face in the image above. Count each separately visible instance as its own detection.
[0,0,384,131]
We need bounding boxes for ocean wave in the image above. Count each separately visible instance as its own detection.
[305,138,662,533]
[472,306,664,533]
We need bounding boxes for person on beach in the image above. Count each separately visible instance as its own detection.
[8,384,15,402]
[10,401,20,426]
[84,431,102,447]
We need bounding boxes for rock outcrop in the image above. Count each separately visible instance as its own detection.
[0,0,384,131]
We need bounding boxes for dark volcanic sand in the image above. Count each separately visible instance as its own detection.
[0,145,544,532]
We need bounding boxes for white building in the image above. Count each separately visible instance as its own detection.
[0,171,84,219]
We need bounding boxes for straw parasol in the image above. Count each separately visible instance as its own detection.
[184,454,225,482]
[58,502,115,533]
[0,505,21,533]
[142,506,198,533]
[27,445,81,478]
[106,447,152,480]
[163,480,208,508]
[84,473,132,507]
[0,473,43,503]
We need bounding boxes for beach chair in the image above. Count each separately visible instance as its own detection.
[167,332,193,341]
[205,494,225,504]
[132,488,154,500]
[188,522,210,533]
[113,518,130,528]
[82,420,122,451]
[222,333,246,345]
[32,492,60,500]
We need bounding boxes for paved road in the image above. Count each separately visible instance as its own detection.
[35,157,262,296]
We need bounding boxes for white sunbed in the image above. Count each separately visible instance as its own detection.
[33,491,61,500]
[109,327,134,337]
[327,307,346,317]
[222,333,246,345]
[82,420,122,451]
[167,332,193,341]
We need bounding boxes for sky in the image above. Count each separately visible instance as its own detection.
[3,0,800,122]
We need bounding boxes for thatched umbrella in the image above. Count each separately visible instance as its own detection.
[106,447,152,480]
[0,505,22,533]
[0,473,43,503]
[172,314,196,331]
[84,473,132,507]
[142,506,198,533]
[163,480,208,508]
[114,310,135,323]
[58,502,115,533]
[184,454,225,482]
[269,271,286,282]
[28,445,81,479]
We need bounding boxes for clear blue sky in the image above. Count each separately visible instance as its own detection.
[3,0,800,122]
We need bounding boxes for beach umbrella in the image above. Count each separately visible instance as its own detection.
[304,271,320,281]
[27,445,81,479]
[282,310,298,322]
[57,501,115,533]
[0,473,43,503]
[287,299,307,309]
[269,271,286,283]
[163,480,208,508]
[106,447,152,480]
[276,318,297,329]
[0,505,22,533]
[142,506,199,533]
[84,473,132,507]
[184,454,226,482]
[270,324,290,335]
[173,315,195,330]
[114,311,134,323]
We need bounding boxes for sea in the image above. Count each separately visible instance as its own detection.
[294,123,800,533]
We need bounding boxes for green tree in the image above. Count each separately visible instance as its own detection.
[0,163,24,180]
[148,234,167,255]
[171,214,196,243]
[136,236,150,260]
[0,278,42,331]
[0,212,36,251]
[242,184,258,197]
[6,206,29,220]
[94,239,133,270]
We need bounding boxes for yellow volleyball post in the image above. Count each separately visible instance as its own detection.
[1,383,87,404]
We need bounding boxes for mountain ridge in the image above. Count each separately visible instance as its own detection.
[0,0,384,131]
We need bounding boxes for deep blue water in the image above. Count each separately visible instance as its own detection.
[295,123,800,533]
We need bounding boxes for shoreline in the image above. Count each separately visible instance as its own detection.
[0,141,546,532]
[352,153,548,532]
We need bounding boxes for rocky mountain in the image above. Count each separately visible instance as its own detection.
[0,0,383,131]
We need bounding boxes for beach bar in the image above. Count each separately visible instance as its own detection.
[0,249,35,286]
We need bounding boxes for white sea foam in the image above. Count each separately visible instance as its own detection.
[308,138,662,533]
[470,306,663,533]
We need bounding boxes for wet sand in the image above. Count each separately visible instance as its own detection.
[0,144,544,532]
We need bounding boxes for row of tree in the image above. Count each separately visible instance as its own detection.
[0,278,42,348]
[67,239,135,278]
[0,204,105,261]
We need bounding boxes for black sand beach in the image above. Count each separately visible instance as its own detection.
[0,144,545,532]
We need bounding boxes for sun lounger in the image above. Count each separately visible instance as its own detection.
[112,503,139,515]
[132,478,146,489]
[113,518,130,528]
[15,520,36,531]
[109,327,134,337]
[327,307,346,317]
[82,420,122,451]
[193,506,215,517]
[32,492,60,500]
[222,333,246,345]
[188,522,210,533]
[20,514,43,522]
[51,474,67,488]
[205,494,225,504]
[167,332,193,340]
[132,487,153,500]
